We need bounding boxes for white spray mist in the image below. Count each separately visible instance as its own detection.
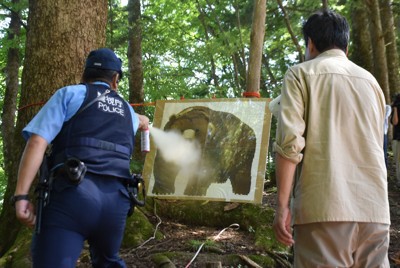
[149,126,201,169]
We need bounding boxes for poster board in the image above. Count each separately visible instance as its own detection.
[142,98,272,204]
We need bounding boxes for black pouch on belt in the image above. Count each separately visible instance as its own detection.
[64,157,87,184]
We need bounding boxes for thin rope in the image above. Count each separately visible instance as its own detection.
[132,201,162,251]
[18,93,263,111]
[18,101,156,111]
[18,101,47,111]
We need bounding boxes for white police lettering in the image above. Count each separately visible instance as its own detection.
[96,91,125,116]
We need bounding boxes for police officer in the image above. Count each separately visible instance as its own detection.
[12,48,149,267]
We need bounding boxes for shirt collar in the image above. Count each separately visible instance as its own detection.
[91,81,111,88]
[317,49,347,59]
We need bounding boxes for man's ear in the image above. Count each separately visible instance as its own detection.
[111,73,119,90]
[305,38,320,60]
[308,38,316,53]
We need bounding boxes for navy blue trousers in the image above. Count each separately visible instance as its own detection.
[31,174,131,268]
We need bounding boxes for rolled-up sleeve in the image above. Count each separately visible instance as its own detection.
[274,68,306,164]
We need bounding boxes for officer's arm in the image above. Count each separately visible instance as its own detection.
[14,134,48,227]
[15,134,48,196]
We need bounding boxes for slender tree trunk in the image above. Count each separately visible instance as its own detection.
[322,0,328,9]
[234,0,246,82]
[379,0,400,99]
[350,1,374,73]
[127,0,146,168]
[262,54,278,89]
[276,0,304,62]
[1,0,21,191]
[0,0,22,255]
[204,0,247,92]
[128,0,144,106]
[245,0,266,96]
[195,0,220,90]
[232,54,241,90]
[365,0,390,102]
[0,0,108,257]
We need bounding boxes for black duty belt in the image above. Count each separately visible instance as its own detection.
[68,137,130,155]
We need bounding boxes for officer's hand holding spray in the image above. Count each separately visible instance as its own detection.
[126,124,151,216]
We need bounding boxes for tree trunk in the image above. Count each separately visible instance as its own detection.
[321,0,328,9]
[245,0,266,96]
[365,0,390,102]
[234,0,247,87]
[276,0,304,63]
[379,0,400,99]
[0,0,22,256]
[196,0,220,91]
[0,0,108,257]
[204,0,247,93]
[128,0,144,107]
[349,0,374,73]
[127,0,146,169]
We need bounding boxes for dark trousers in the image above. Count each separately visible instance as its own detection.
[31,174,131,268]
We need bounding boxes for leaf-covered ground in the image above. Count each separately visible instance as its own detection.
[77,155,400,268]
[387,154,400,267]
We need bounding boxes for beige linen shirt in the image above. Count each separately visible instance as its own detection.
[275,49,390,225]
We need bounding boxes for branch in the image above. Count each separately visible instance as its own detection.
[0,2,28,30]
[276,0,304,63]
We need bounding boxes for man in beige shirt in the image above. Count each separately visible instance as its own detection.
[272,10,390,267]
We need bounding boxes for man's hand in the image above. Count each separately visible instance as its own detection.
[15,200,36,227]
[273,205,294,247]
[137,114,150,131]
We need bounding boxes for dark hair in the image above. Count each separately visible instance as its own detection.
[81,68,119,84]
[302,10,349,53]
[392,93,400,107]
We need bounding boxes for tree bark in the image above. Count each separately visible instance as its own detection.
[349,0,374,73]
[379,0,400,99]
[128,0,144,107]
[245,0,266,96]
[0,0,108,257]
[365,0,390,102]
[0,0,22,255]
[127,0,146,168]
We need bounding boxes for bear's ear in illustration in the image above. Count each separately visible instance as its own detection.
[169,114,177,121]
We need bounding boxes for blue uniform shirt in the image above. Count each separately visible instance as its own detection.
[23,82,139,143]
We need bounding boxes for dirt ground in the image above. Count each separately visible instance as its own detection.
[77,155,400,268]
[386,154,400,267]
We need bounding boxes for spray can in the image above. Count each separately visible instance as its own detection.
[141,128,150,153]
